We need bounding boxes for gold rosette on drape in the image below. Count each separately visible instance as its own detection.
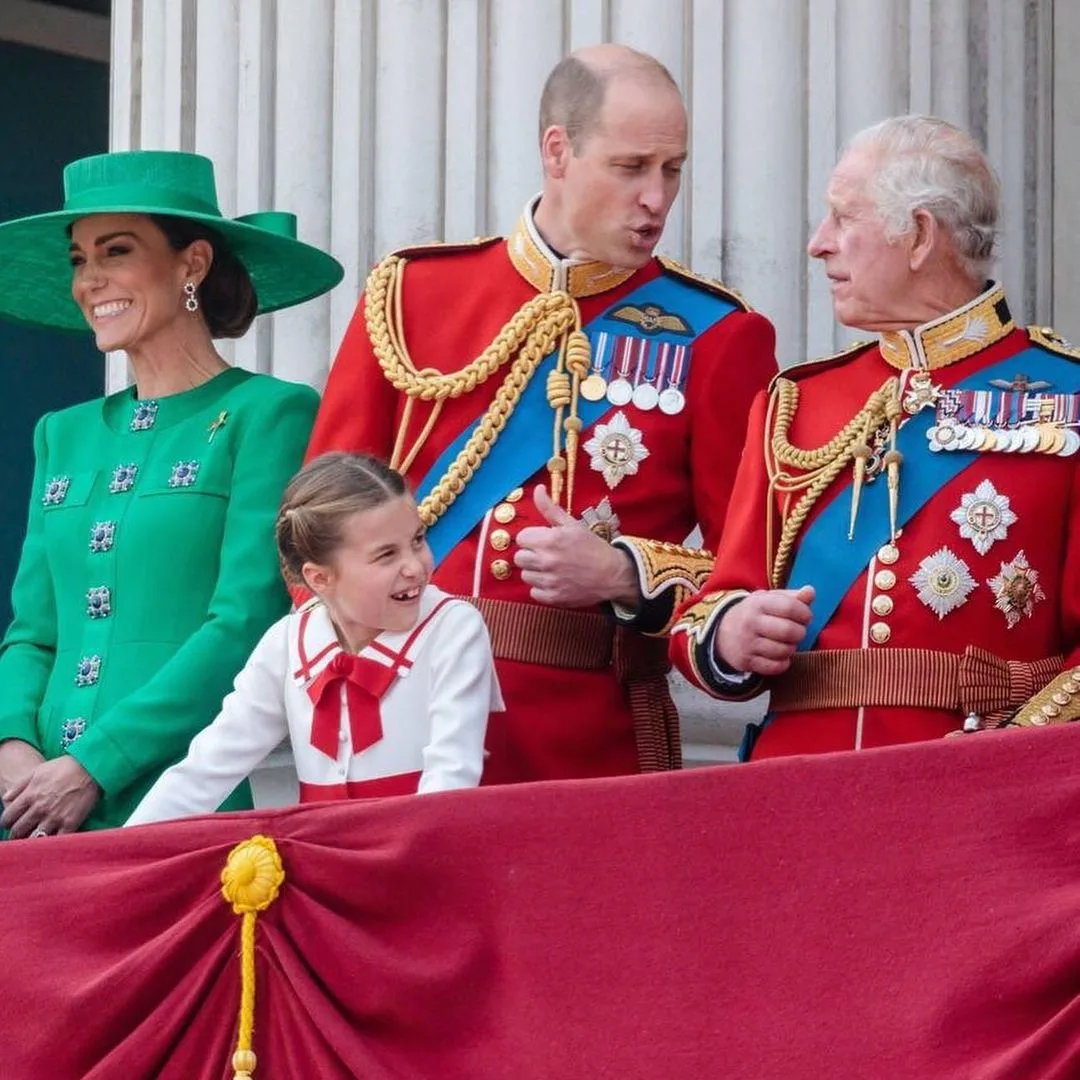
[220,835,285,1079]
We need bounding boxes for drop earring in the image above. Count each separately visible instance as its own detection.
[183,280,199,313]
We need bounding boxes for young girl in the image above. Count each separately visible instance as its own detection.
[126,452,501,825]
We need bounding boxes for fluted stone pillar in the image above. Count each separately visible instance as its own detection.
[108,0,1058,773]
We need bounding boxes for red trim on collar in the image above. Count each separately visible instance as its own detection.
[293,596,455,682]
[293,607,339,682]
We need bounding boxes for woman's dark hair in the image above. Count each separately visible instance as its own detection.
[149,214,258,338]
[276,452,409,585]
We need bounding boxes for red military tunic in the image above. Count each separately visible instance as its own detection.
[670,282,1080,758]
[307,201,777,782]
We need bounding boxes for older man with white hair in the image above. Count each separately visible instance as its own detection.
[668,114,1080,759]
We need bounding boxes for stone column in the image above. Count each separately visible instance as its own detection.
[108,0,1058,772]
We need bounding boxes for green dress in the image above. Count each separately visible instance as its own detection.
[0,366,318,829]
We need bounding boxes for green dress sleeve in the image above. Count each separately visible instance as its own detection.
[0,414,58,750]
[66,382,319,798]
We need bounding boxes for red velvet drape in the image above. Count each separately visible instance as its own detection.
[2,726,1079,1079]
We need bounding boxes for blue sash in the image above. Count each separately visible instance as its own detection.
[790,346,1079,650]
[418,273,737,566]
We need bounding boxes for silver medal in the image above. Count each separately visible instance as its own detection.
[606,378,633,407]
[632,383,659,411]
[1058,429,1080,457]
[658,387,686,415]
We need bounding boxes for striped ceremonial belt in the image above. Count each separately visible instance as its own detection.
[770,646,1062,717]
[459,596,681,772]
[461,596,614,669]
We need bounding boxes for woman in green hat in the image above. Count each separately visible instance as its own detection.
[0,150,343,835]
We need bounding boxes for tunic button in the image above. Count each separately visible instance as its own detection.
[871,594,894,617]
[339,730,348,743]
[493,503,516,524]
[873,569,897,591]
[505,487,524,503]
[489,528,511,552]
[877,543,900,565]
[490,559,512,581]
[869,621,891,645]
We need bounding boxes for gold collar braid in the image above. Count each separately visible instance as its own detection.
[878,282,1014,371]
[364,253,592,526]
[765,376,902,587]
[506,201,636,298]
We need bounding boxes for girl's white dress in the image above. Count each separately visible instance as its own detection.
[126,586,502,824]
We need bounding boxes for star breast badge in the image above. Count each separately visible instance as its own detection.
[949,479,1017,556]
[988,550,1046,628]
[909,547,977,619]
[583,411,650,490]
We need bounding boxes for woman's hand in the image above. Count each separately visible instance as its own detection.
[0,739,46,802]
[1,756,101,838]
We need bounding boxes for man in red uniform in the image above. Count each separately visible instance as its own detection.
[307,44,777,782]
[669,114,1080,759]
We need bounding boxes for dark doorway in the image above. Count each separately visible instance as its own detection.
[0,38,108,626]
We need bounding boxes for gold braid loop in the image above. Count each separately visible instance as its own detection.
[546,370,572,408]
[364,252,584,521]
[366,254,576,401]
[766,375,900,586]
[565,330,591,378]
[415,311,576,527]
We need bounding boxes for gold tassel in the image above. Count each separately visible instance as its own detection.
[884,449,903,542]
[883,396,903,542]
[562,328,591,513]
[220,835,286,1079]
[848,445,871,540]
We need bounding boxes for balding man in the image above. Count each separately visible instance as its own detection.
[308,45,776,783]
[671,114,1080,758]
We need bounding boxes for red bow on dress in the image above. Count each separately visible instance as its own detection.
[306,652,399,760]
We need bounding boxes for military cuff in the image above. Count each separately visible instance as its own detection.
[610,535,714,637]
[672,589,765,700]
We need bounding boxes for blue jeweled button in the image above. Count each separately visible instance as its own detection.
[86,585,111,619]
[60,717,87,751]
[130,400,159,431]
[75,655,101,687]
[42,476,71,506]
[109,463,139,493]
[168,460,200,488]
[89,521,116,553]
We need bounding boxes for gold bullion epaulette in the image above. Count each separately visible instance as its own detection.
[769,339,876,391]
[1028,325,1080,361]
[657,256,752,312]
[386,235,502,262]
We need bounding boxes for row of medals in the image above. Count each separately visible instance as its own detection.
[931,418,1080,455]
[578,371,686,415]
[908,370,1080,456]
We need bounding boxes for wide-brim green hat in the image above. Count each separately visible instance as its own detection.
[0,150,344,332]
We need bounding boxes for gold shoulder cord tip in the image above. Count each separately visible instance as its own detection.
[365,254,588,522]
[220,835,286,1080]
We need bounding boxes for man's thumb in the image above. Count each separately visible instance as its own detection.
[532,484,576,526]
